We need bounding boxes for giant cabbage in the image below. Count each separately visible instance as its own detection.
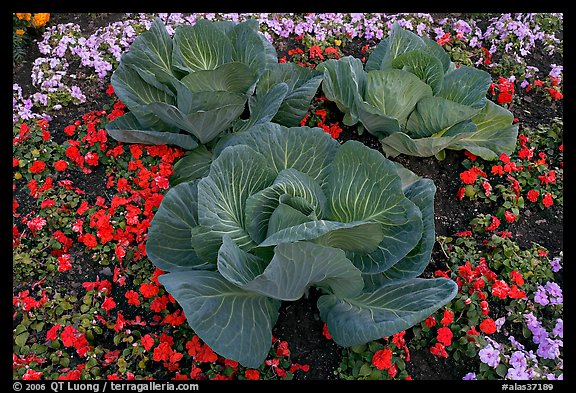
[146,123,458,367]
[317,23,518,160]
[105,17,322,152]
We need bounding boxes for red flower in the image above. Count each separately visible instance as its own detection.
[276,340,290,357]
[309,45,324,59]
[153,342,173,362]
[542,192,554,208]
[80,233,98,248]
[526,189,539,202]
[125,290,141,306]
[101,296,116,312]
[54,160,69,171]
[430,342,448,358]
[459,169,478,184]
[142,334,155,351]
[106,84,115,96]
[510,270,524,286]
[504,211,516,223]
[392,331,406,348]
[46,324,61,341]
[57,254,72,272]
[139,282,159,299]
[324,47,339,59]
[61,325,77,347]
[322,322,332,340]
[29,160,46,174]
[245,369,260,380]
[437,327,453,346]
[485,216,501,231]
[372,348,393,370]
[440,309,454,326]
[491,280,510,300]
[425,316,436,328]
[508,284,526,299]
[437,32,451,45]
[479,318,497,334]
[22,369,43,380]
[457,187,465,200]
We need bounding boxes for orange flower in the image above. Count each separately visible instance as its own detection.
[31,13,50,28]
[16,29,25,36]
[16,13,31,21]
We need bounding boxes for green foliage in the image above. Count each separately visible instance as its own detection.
[317,23,519,160]
[106,17,322,151]
[146,123,457,367]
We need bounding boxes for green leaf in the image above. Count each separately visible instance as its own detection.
[325,140,423,273]
[146,180,211,272]
[496,363,508,378]
[437,66,491,108]
[382,175,436,279]
[159,270,280,368]
[111,62,176,118]
[15,332,29,348]
[215,123,340,188]
[146,91,246,144]
[405,96,482,138]
[121,17,180,92]
[245,168,328,244]
[259,219,379,249]
[378,23,427,70]
[169,145,213,187]
[318,277,458,346]
[106,112,197,150]
[317,56,366,126]
[172,19,233,73]
[450,100,519,160]
[180,62,257,94]
[244,242,364,300]
[259,63,323,127]
[391,50,444,95]
[196,145,276,259]
[234,83,289,133]
[362,69,433,131]
[228,20,276,78]
[266,200,314,235]
[217,235,268,287]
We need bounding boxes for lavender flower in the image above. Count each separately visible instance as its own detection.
[534,286,549,306]
[550,257,562,272]
[479,344,501,368]
[506,367,531,380]
[553,319,563,338]
[462,372,477,380]
[537,338,562,360]
[509,351,527,369]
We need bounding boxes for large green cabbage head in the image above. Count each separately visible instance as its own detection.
[105,17,322,150]
[146,123,458,367]
[318,23,518,160]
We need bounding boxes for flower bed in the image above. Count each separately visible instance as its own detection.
[13,12,562,382]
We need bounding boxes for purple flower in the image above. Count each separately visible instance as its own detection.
[553,319,563,338]
[509,351,527,369]
[545,282,562,305]
[506,367,531,380]
[462,372,476,380]
[479,344,501,368]
[509,335,525,351]
[550,257,562,272]
[534,286,549,306]
[537,338,561,360]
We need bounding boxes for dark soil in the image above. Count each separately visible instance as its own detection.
[13,13,562,381]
